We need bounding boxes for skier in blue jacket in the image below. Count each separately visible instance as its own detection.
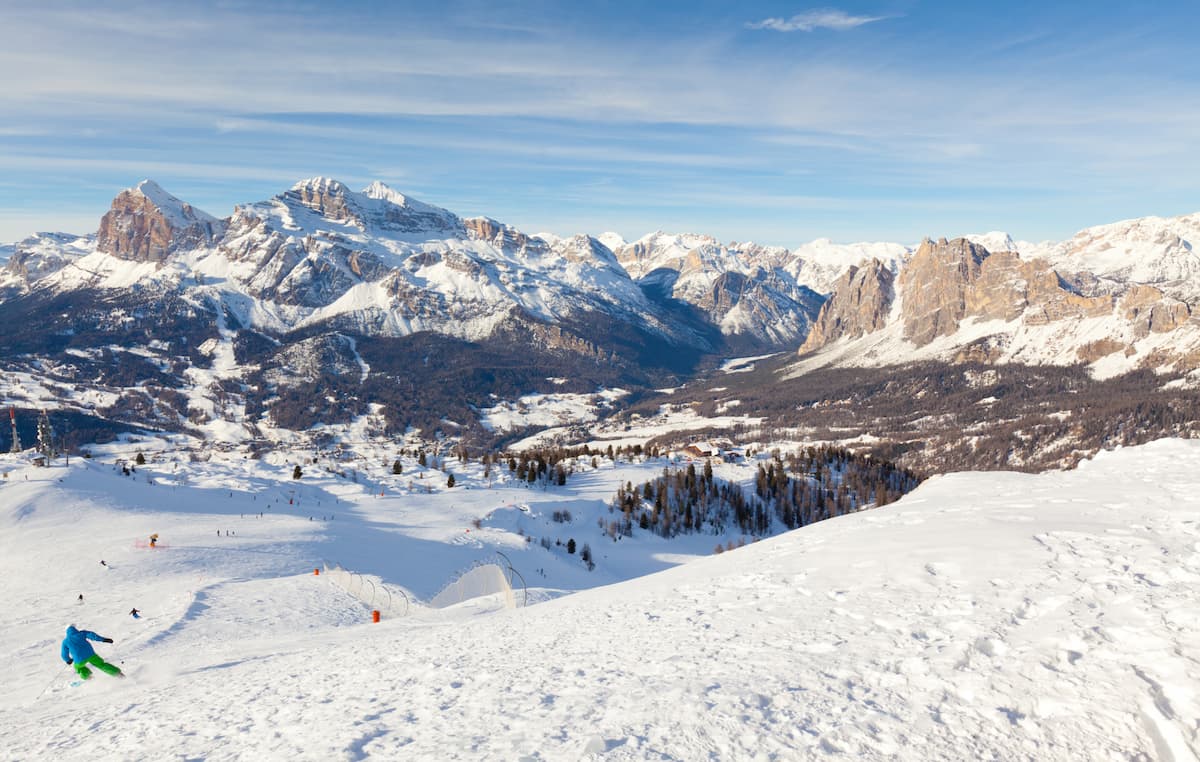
[60,625,123,680]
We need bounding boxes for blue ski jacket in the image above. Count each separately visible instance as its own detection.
[61,625,106,664]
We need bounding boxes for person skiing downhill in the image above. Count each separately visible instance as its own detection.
[60,625,123,680]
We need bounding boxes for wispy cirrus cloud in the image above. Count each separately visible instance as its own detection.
[746,8,889,32]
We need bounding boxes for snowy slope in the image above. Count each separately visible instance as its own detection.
[0,232,93,289]
[1034,212,1200,300]
[132,178,221,229]
[2,439,1198,759]
[788,305,1200,381]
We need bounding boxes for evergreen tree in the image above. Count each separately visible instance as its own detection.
[446,473,455,488]
[292,465,302,479]
[567,538,576,554]
[36,411,56,460]
[392,459,402,475]
[135,451,146,465]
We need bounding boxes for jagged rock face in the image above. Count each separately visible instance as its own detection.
[463,217,546,257]
[1021,276,1113,326]
[799,259,894,352]
[280,178,467,239]
[799,231,1200,372]
[964,252,1111,325]
[899,238,989,346]
[199,180,696,346]
[1119,284,1191,336]
[284,178,360,224]
[964,251,1035,322]
[890,237,1125,345]
[96,183,223,262]
[361,181,465,237]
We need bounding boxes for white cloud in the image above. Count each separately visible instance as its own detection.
[747,9,888,32]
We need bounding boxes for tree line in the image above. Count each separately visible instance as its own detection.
[609,446,922,540]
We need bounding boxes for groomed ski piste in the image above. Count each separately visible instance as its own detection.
[2,438,1199,760]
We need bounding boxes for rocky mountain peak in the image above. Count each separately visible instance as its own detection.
[798,259,895,353]
[96,179,224,262]
[362,180,406,205]
[463,216,545,256]
[270,179,465,239]
[285,177,359,223]
[899,237,991,345]
[552,234,620,268]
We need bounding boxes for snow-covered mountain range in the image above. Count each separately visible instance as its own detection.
[1,178,833,350]
[7,179,1197,378]
[793,215,1200,380]
[2,178,1200,452]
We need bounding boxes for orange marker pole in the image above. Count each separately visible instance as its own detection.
[314,568,320,576]
[372,610,380,623]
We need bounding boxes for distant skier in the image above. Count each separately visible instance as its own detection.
[129,608,140,619]
[60,625,123,680]
[100,560,107,569]
[149,533,158,548]
[77,594,83,603]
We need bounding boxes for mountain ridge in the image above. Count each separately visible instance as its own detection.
[3,178,1200,454]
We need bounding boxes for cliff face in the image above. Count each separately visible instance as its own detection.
[463,217,546,257]
[798,236,1196,370]
[798,259,894,352]
[898,238,989,346]
[96,181,224,262]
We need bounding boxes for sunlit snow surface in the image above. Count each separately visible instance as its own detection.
[1,440,1199,760]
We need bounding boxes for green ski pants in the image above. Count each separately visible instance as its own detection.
[73,654,122,679]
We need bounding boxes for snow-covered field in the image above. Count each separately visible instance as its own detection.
[1,438,1199,760]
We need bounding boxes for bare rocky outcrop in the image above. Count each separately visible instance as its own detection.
[899,238,989,346]
[799,234,1199,367]
[464,217,546,257]
[799,259,894,352]
[97,180,224,262]
[285,178,360,224]
[893,237,1114,343]
[964,251,1038,322]
[1119,284,1191,336]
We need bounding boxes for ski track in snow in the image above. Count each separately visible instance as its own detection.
[1,440,1199,760]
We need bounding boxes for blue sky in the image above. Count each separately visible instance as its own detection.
[1,1,1198,246]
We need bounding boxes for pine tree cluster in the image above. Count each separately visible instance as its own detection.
[611,446,921,540]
